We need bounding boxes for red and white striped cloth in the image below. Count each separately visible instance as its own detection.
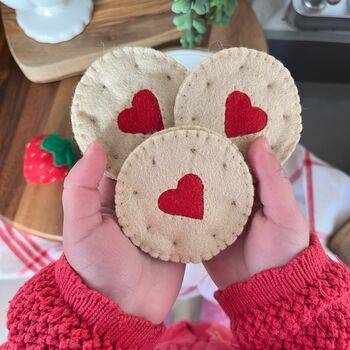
[0,220,61,279]
[1,145,350,300]
[181,144,350,301]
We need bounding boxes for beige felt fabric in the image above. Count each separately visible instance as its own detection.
[115,128,254,264]
[154,124,223,138]
[174,47,302,164]
[71,47,188,179]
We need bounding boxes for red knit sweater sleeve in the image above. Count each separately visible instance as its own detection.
[215,234,350,349]
[0,255,165,350]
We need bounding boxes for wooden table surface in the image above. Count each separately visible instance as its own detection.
[0,0,267,241]
[2,0,181,83]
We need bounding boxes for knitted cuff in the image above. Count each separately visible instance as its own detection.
[215,234,332,317]
[55,255,165,349]
[0,342,16,350]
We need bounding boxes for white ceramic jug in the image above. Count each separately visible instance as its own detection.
[1,0,93,43]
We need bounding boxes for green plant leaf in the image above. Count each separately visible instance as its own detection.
[180,31,193,48]
[181,30,195,48]
[220,13,230,25]
[173,12,193,30]
[208,5,223,25]
[180,35,190,48]
[207,0,237,25]
[172,0,192,14]
[223,0,237,15]
[180,30,204,48]
[193,18,207,33]
[209,0,221,7]
[192,0,210,15]
[173,14,186,27]
[194,33,203,45]
[174,0,237,48]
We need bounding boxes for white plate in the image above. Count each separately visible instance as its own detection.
[166,49,212,72]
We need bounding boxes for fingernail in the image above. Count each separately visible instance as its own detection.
[263,137,273,154]
[84,143,95,157]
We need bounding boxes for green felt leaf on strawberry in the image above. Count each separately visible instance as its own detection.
[41,134,77,169]
[23,134,78,185]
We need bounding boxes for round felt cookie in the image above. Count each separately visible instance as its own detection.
[71,47,188,179]
[174,47,302,164]
[115,127,254,263]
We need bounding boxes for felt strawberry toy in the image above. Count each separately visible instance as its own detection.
[23,134,78,185]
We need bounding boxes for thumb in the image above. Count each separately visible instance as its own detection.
[247,137,301,227]
[63,142,106,238]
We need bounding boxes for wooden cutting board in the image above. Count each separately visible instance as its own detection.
[1,0,180,83]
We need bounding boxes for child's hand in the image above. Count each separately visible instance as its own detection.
[62,143,185,324]
[204,137,309,289]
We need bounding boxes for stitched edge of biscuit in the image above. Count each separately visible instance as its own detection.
[71,47,188,179]
[173,47,302,164]
[115,127,254,263]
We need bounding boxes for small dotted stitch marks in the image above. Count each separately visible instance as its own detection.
[224,91,268,138]
[77,111,98,126]
[117,90,164,135]
[89,65,97,74]
[158,174,204,220]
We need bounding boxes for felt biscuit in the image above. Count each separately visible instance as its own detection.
[174,47,302,164]
[115,127,254,263]
[154,124,222,138]
[71,47,188,179]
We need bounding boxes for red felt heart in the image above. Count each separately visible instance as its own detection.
[158,174,204,220]
[117,89,164,135]
[225,91,267,137]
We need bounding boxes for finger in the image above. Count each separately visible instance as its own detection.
[247,137,300,225]
[63,142,106,234]
[203,235,249,289]
[99,175,116,213]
